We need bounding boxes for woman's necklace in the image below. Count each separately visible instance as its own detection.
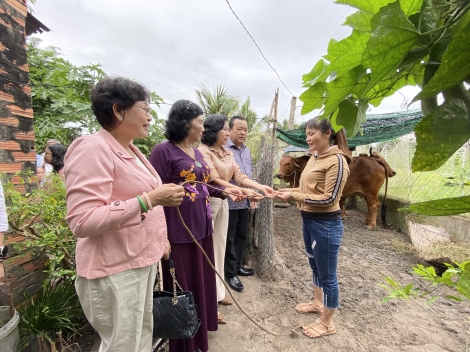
[176,142,203,168]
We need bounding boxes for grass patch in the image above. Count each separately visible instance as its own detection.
[419,242,470,262]
[390,238,416,255]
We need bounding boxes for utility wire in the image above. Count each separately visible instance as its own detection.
[310,7,349,47]
[224,0,295,97]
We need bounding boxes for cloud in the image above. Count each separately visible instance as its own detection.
[32,0,418,124]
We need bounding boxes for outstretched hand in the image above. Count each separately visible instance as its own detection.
[245,189,264,202]
[226,187,246,203]
[276,188,292,203]
[259,185,276,199]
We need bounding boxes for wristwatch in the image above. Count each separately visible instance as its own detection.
[0,246,8,262]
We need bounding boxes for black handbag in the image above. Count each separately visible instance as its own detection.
[152,255,201,339]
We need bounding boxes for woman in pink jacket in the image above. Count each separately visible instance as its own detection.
[64,77,184,352]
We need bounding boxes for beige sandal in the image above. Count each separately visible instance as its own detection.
[217,312,227,324]
[295,302,324,314]
[219,296,233,305]
[302,319,336,338]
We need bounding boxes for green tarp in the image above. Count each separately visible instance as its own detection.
[276,110,423,148]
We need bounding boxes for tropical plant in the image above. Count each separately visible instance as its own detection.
[28,39,166,154]
[4,173,76,282]
[195,84,240,117]
[195,84,259,126]
[299,0,470,215]
[238,96,258,131]
[28,38,106,150]
[18,281,85,351]
[380,260,470,303]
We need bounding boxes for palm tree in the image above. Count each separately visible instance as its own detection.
[195,83,264,162]
[195,84,240,116]
[238,96,258,131]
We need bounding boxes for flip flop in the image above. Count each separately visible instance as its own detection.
[295,302,324,314]
[218,312,227,324]
[302,319,336,338]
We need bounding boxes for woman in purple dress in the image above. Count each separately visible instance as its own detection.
[149,100,241,352]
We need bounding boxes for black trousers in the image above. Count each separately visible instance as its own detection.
[224,208,250,278]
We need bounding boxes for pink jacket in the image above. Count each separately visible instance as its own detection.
[64,129,167,279]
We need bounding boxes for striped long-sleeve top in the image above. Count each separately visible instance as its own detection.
[290,146,350,214]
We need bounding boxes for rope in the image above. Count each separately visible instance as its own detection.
[276,169,298,188]
[175,180,299,337]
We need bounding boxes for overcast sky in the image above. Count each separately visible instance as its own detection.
[32,0,421,125]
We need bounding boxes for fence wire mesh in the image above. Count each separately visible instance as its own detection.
[356,134,470,205]
[251,131,284,279]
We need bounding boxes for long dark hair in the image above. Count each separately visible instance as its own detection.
[305,118,351,156]
[47,144,67,173]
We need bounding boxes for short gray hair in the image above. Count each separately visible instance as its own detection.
[46,139,61,145]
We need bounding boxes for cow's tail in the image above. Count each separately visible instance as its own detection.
[373,158,389,228]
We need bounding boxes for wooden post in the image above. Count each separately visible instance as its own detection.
[272,88,279,140]
[288,96,297,129]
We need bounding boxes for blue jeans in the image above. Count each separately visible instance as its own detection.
[302,218,343,309]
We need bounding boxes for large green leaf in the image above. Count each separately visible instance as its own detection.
[408,196,470,216]
[336,0,422,16]
[368,74,412,106]
[398,47,429,69]
[417,0,441,45]
[457,269,470,300]
[299,82,327,115]
[328,31,370,80]
[322,66,367,116]
[413,21,470,101]
[335,0,394,14]
[412,99,470,171]
[400,0,424,17]
[336,99,368,137]
[302,59,329,87]
[362,1,419,94]
[344,11,372,31]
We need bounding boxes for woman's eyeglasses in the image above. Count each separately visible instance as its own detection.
[134,105,151,116]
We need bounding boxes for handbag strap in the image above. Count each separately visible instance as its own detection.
[154,254,185,306]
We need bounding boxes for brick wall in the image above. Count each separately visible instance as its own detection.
[0,0,36,195]
[0,0,46,307]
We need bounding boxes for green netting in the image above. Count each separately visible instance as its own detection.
[276,110,423,148]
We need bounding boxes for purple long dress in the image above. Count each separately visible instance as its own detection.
[149,141,223,352]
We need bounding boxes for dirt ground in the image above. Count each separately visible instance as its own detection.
[84,206,469,352]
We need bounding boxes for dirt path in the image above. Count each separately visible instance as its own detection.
[84,206,468,351]
[210,206,468,352]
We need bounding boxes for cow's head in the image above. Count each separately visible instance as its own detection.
[369,148,397,177]
[275,155,299,179]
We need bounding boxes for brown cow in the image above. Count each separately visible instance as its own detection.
[276,149,396,229]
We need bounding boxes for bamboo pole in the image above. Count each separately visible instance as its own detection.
[288,96,297,129]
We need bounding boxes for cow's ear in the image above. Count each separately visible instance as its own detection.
[369,147,373,157]
[293,161,300,169]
